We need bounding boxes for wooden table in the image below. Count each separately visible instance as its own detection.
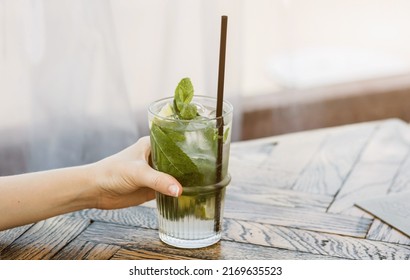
[1,119,410,260]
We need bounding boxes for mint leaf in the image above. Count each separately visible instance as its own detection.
[151,117,186,142]
[174,78,197,120]
[150,123,203,186]
[179,103,197,119]
[175,77,194,105]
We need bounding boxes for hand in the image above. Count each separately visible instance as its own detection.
[91,136,182,210]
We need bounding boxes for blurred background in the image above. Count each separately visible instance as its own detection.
[1,0,410,175]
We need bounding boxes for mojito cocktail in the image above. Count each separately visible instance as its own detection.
[148,78,233,248]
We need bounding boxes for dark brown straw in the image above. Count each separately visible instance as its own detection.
[215,15,228,232]
[216,15,227,183]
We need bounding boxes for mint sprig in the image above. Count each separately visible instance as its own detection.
[174,77,197,120]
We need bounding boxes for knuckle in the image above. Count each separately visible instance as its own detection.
[153,175,162,189]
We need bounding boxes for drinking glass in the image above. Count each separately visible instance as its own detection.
[148,96,233,248]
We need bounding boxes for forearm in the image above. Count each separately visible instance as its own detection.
[0,164,98,231]
[0,137,182,231]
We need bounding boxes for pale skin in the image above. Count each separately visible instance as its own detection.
[0,136,182,231]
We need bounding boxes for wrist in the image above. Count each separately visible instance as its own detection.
[85,159,122,209]
[55,163,101,212]
[78,163,101,210]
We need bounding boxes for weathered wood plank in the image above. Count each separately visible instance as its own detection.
[74,202,371,243]
[366,219,410,246]
[365,150,410,245]
[0,224,32,254]
[78,221,340,260]
[112,248,199,260]
[328,119,410,215]
[52,240,121,260]
[0,215,90,259]
[292,122,376,195]
[75,199,371,243]
[70,206,158,229]
[224,200,372,238]
[226,188,333,211]
[388,149,410,193]
[229,129,327,191]
[224,218,410,260]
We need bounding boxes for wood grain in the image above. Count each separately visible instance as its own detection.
[111,248,199,260]
[224,200,372,238]
[229,129,327,191]
[0,224,32,254]
[70,206,158,229]
[52,240,121,260]
[328,119,410,215]
[224,218,410,260]
[226,188,333,211]
[292,122,376,195]
[78,221,340,260]
[388,149,410,193]
[365,150,410,245]
[76,198,372,241]
[0,215,89,259]
[366,219,410,246]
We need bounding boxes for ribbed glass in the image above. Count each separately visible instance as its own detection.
[156,177,229,248]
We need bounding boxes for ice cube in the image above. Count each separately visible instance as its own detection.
[193,101,207,116]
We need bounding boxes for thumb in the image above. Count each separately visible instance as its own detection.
[138,163,182,197]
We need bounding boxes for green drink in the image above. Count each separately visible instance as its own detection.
[148,78,233,248]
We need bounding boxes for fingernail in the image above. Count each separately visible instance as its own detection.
[168,184,179,197]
